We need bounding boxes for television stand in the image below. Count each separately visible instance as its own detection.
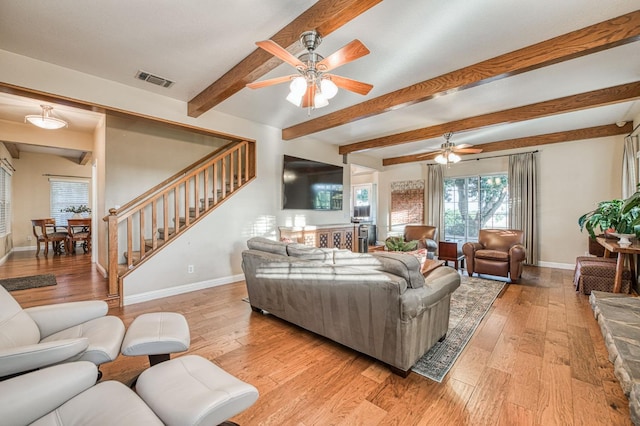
[279,224,357,251]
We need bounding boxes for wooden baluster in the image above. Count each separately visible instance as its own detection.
[127,216,133,268]
[152,199,158,250]
[204,167,210,211]
[139,209,145,259]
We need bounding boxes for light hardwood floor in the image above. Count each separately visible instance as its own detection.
[1,251,632,425]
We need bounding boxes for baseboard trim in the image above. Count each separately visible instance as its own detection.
[13,245,36,252]
[537,261,575,270]
[95,262,107,278]
[123,273,245,306]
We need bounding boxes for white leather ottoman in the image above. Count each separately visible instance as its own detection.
[121,312,190,366]
[136,355,259,426]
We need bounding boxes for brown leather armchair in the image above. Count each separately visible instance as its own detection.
[403,225,438,258]
[462,229,526,282]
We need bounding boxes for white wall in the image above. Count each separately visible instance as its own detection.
[380,136,626,269]
[1,48,635,301]
[0,50,356,303]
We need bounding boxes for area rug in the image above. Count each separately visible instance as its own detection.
[0,274,57,292]
[411,275,506,382]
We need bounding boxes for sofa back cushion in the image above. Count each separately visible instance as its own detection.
[286,244,335,264]
[370,252,424,289]
[333,250,382,267]
[246,237,289,256]
[478,229,524,251]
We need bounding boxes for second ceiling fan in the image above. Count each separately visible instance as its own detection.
[420,132,483,165]
[246,30,373,109]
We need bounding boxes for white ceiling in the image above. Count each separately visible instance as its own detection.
[0,0,639,161]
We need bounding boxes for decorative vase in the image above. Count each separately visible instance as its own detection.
[611,233,635,247]
[72,213,82,219]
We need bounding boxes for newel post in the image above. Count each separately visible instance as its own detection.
[107,208,119,298]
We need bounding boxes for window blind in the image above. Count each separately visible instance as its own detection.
[50,179,90,226]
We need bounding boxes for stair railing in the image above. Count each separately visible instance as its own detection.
[105,140,255,301]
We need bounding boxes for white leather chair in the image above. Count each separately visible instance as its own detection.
[0,358,259,426]
[0,285,125,379]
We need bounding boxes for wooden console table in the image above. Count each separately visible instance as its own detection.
[596,237,638,293]
[279,224,357,251]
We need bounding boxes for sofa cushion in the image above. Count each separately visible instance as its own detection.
[475,249,509,261]
[371,252,424,289]
[246,237,288,256]
[286,244,335,264]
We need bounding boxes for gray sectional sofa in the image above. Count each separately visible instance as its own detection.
[241,237,461,376]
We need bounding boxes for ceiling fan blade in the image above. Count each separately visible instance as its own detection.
[455,143,472,149]
[317,40,370,72]
[246,75,297,89]
[416,151,439,159]
[301,85,316,108]
[256,40,305,69]
[454,148,483,154]
[327,74,373,96]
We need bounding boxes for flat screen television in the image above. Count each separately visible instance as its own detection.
[282,155,343,210]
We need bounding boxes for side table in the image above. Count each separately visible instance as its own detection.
[438,241,465,270]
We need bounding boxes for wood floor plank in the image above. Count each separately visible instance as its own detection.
[568,324,602,386]
[507,351,543,411]
[0,252,634,425]
[466,366,511,425]
[536,363,574,425]
[498,401,536,426]
[572,378,615,426]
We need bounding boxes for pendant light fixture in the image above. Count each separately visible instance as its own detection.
[25,105,68,130]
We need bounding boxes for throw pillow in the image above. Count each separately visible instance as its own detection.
[421,258,445,277]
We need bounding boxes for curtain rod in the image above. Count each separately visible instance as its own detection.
[42,173,89,179]
[627,121,640,138]
[456,149,539,163]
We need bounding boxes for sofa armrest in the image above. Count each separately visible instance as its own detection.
[0,338,89,377]
[0,361,98,425]
[400,266,460,320]
[509,244,526,262]
[424,238,438,254]
[25,300,108,338]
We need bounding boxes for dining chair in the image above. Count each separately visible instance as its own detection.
[66,218,92,254]
[31,218,68,256]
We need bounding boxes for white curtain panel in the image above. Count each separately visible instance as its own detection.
[622,135,639,198]
[509,152,538,265]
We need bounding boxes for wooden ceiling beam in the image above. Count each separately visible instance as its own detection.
[383,122,634,166]
[3,142,19,159]
[187,0,382,118]
[339,81,640,155]
[284,10,640,140]
[79,151,92,165]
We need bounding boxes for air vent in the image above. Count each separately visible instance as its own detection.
[135,70,174,88]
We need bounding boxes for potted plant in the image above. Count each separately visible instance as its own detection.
[61,205,92,218]
[579,198,640,242]
[385,236,418,252]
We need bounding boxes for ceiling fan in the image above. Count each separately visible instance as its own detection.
[424,132,483,165]
[246,30,373,109]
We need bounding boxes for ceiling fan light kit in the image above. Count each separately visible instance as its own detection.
[25,105,68,130]
[432,132,482,166]
[247,30,373,110]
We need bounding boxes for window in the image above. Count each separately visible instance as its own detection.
[352,184,372,218]
[443,174,508,243]
[50,179,90,226]
[0,167,11,236]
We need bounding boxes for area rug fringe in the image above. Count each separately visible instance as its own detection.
[411,275,506,382]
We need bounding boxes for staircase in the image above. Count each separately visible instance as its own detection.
[104,140,255,305]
